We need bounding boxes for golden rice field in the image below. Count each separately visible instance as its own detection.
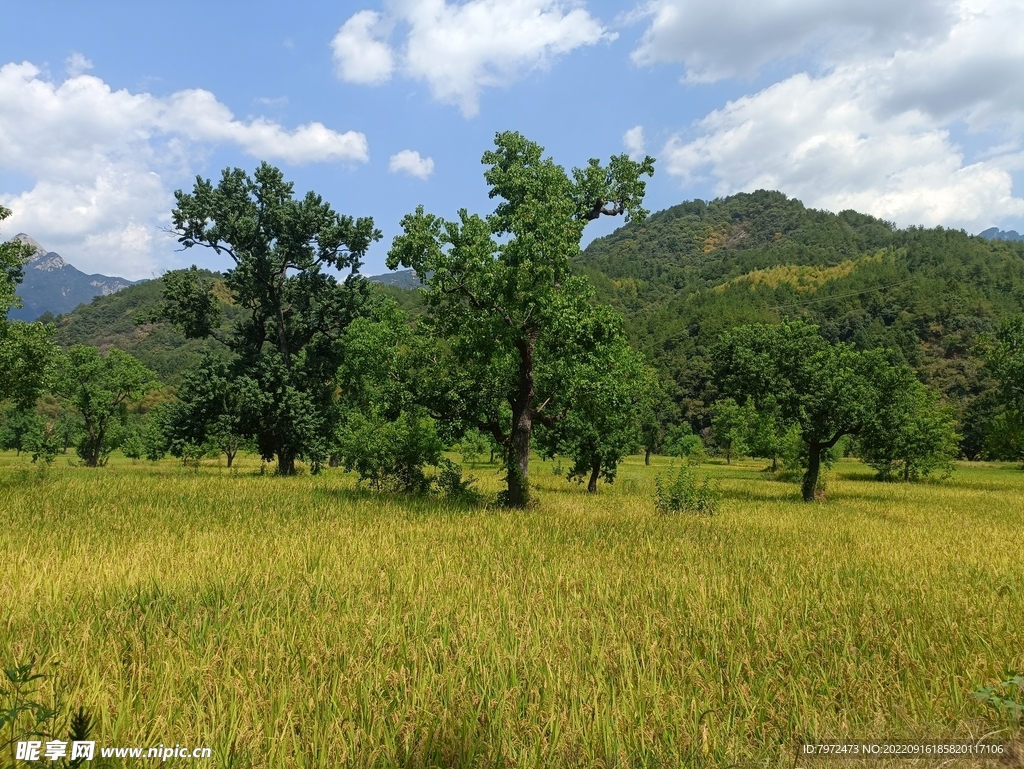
[0,452,1021,768]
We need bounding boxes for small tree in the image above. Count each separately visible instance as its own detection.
[55,346,156,467]
[858,366,959,481]
[663,423,707,463]
[0,406,41,456]
[713,319,891,501]
[710,397,748,465]
[536,311,650,493]
[387,131,654,507]
[162,353,249,467]
[744,395,786,471]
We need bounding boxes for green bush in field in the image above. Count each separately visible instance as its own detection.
[654,465,719,515]
[972,675,1024,722]
[336,408,442,493]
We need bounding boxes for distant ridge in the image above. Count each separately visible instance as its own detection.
[366,269,421,289]
[6,234,139,321]
[978,227,1024,242]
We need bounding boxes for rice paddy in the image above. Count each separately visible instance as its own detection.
[1,453,1021,767]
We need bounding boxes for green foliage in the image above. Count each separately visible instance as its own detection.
[161,353,249,467]
[52,269,239,384]
[168,162,381,475]
[535,307,651,492]
[153,266,222,339]
[579,191,1024,458]
[0,206,57,407]
[458,429,489,468]
[0,406,40,456]
[654,464,720,515]
[858,367,959,481]
[709,397,748,464]
[663,424,706,462]
[0,660,95,769]
[335,408,442,493]
[387,131,653,507]
[433,457,480,502]
[713,319,892,500]
[54,345,157,467]
[971,675,1024,722]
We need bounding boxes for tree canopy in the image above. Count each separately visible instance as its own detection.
[713,319,891,500]
[387,131,654,506]
[166,162,381,474]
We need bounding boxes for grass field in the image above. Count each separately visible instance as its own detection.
[1,452,1022,767]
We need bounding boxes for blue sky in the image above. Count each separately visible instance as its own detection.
[1,0,1023,279]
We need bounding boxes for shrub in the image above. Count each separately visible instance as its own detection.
[654,465,720,515]
[433,458,480,503]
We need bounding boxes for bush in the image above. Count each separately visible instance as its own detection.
[336,408,443,493]
[654,465,720,516]
[433,457,480,503]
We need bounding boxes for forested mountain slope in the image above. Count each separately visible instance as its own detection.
[578,190,1024,456]
[47,271,425,384]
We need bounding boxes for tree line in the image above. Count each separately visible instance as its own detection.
[2,136,1024,505]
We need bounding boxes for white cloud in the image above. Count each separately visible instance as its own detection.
[631,0,954,83]
[389,149,434,179]
[623,125,646,160]
[332,10,395,85]
[333,0,614,117]
[65,52,93,77]
[657,0,1024,230]
[0,62,369,278]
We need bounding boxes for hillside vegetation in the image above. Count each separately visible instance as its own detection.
[47,272,423,384]
[578,190,1024,455]
[41,190,1024,459]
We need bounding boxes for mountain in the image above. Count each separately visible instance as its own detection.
[39,191,1024,458]
[978,227,1024,242]
[7,234,138,321]
[577,190,1024,457]
[47,269,422,384]
[366,269,421,289]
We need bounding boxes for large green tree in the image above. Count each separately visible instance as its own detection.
[387,132,654,506]
[713,319,890,501]
[55,345,157,467]
[167,163,381,474]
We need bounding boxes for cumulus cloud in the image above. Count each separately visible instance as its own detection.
[0,62,369,278]
[332,0,614,117]
[389,149,434,179]
[631,0,954,83]
[65,52,93,77]
[623,125,646,160]
[656,0,1024,230]
[332,10,395,85]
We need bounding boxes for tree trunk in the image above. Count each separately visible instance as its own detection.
[504,338,537,508]
[277,449,296,476]
[587,456,601,493]
[645,448,651,465]
[505,404,532,507]
[802,443,822,502]
[771,455,778,472]
[225,449,235,468]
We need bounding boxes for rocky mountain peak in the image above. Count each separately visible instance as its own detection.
[12,233,68,271]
